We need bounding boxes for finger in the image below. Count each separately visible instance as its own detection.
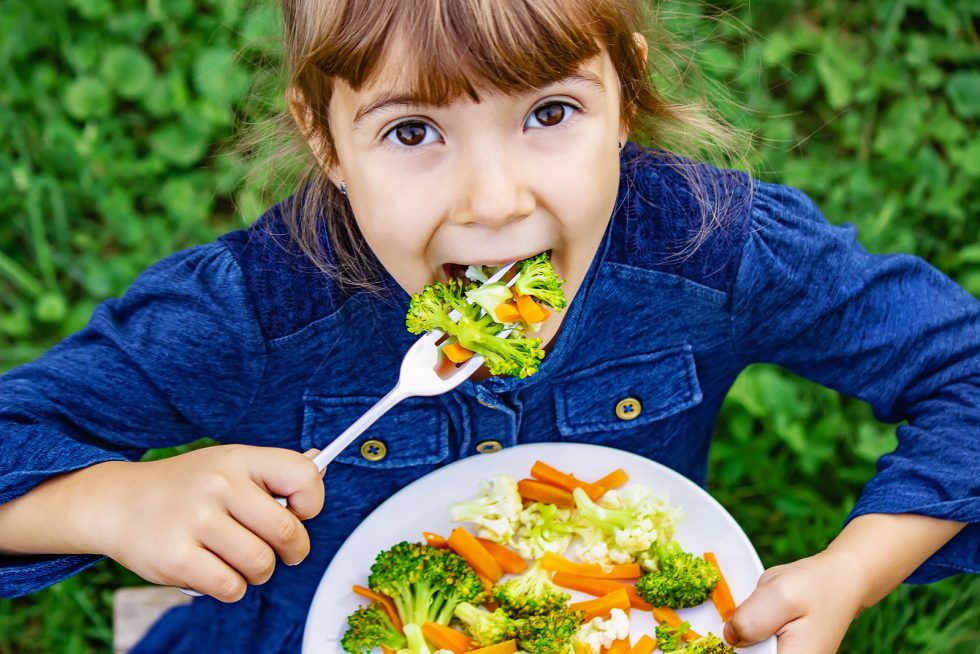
[198,514,279,586]
[246,448,325,520]
[303,448,328,478]
[726,572,802,646]
[226,480,311,566]
[168,545,248,603]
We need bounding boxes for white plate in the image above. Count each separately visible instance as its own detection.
[303,442,776,653]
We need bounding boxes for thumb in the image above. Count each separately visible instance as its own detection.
[724,567,798,646]
[302,448,327,478]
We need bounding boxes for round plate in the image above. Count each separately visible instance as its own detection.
[303,442,776,653]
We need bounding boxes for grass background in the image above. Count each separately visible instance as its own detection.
[0,0,977,651]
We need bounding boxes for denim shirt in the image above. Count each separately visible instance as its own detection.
[1,143,977,652]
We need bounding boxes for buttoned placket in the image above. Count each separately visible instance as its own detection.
[457,384,521,456]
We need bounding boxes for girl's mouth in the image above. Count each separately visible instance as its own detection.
[441,250,553,283]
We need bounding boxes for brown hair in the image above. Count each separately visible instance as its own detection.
[260,0,748,292]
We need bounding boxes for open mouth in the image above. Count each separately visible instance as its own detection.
[441,250,553,283]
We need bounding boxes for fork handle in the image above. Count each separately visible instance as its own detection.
[177,386,412,597]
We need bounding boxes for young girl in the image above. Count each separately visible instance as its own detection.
[0,1,976,652]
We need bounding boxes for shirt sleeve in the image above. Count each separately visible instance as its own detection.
[0,242,267,597]
[730,181,980,583]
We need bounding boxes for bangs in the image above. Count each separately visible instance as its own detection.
[307,0,604,104]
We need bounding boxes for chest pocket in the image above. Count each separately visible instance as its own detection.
[554,344,703,440]
[301,394,449,469]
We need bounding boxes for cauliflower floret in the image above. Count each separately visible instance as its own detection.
[511,502,575,559]
[448,473,522,542]
[576,607,631,654]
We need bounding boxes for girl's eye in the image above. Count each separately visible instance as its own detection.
[525,102,576,129]
[384,121,440,147]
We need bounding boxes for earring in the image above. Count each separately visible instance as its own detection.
[340,181,347,196]
[618,141,623,154]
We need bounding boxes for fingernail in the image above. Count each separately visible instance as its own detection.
[723,622,738,645]
[286,560,302,567]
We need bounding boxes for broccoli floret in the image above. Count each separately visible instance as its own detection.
[406,279,544,379]
[511,502,576,560]
[654,621,691,652]
[514,253,567,309]
[654,626,736,654]
[448,473,522,542]
[453,602,518,646]
[465,282,515,324]
[341,602,407,653]
[368,541,485,628]
[492,563,570,617]
[514,607,584,654]
[635,540,719,609]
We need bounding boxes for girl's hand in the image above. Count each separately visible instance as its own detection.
[85,445,326,602]
[722,549,867,654]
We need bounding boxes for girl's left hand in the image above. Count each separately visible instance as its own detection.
[723,549,868,653]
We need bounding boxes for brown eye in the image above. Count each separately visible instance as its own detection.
[394,122,427,146]
[532,103,566,127]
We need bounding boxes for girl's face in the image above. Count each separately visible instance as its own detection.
[323,48,626,347]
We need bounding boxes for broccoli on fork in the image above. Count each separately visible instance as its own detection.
[636,540,719,608]
[514,252,567,309]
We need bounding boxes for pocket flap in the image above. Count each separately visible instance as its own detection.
[555,344,702,436]
[301,395,449,469]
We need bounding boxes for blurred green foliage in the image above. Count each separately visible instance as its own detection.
[0,0,977,652]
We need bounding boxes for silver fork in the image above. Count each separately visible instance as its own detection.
[179,262,519,596]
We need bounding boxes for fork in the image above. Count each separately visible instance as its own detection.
[178,262,519,596]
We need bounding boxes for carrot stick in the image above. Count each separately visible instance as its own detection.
[352,585,402,632]
[704,552,736,622]
[477,538,528,574]
[495,301,522,323]
[540,552,641,579]
[603,638,631,654]
[629,635,656,654]
[421,622,473,654]
[381,647,396,654]
[551,572,652,611]
[515,293,550,323]
[593,468,629,491]
[530,461,605,501]
[448,527,504,582]
[468,640,518,654]
[568,588,632,621]
[651,607,701,642]
[423,531,449,549]
[517,478,576,509]
[443,342,475,363]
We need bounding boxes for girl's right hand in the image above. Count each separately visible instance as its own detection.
[83,444,326,602]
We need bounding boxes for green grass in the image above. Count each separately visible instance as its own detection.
[1,0,977,651]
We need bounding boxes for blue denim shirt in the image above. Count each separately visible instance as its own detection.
[1,144,977,652]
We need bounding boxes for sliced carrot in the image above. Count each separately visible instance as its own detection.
[603,638,631,654]
[495,301,522,323]
[530,461,605,501]
[422,622,473,654]
[448,527,504,582]
[551,572,652,611]
[540,552,641,579]
[568,588,631,621]
[468,639,518,654]
[477,538,528,574]
[517,478,576,509]
[651,607,701,642]
[352,585,402,632]
[423,531,449,549]
[514,293,550,323]
[629,634,657,654]
[443,342,475,363]
[381,647,396,654]
[593,468,629,491]
[704,552,736,622]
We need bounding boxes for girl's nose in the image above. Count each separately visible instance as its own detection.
[449,148,535,228]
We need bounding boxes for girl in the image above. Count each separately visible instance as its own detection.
[0,1,976,652]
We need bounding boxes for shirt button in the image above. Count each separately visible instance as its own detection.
[615,397,642,421]
[475,440,503,454]
[360,439,387,461]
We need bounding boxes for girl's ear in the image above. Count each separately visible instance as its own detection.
[286,86,345,187]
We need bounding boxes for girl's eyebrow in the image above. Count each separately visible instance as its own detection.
[351,69,606,129]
